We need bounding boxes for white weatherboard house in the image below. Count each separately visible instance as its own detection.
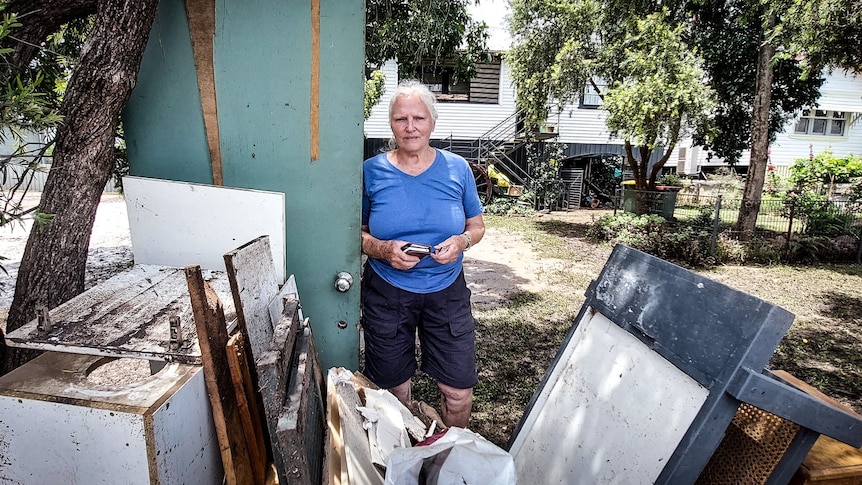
[364,0,862,180]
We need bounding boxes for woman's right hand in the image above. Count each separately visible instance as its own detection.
[387,240,422,270]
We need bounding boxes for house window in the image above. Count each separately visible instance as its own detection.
[580,81,606,108]
[417,65,470,102]
[415,58,500,104]
[794,109,847,136]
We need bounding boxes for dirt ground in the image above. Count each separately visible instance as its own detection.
[0,194,133,313]
[465,209,613,307]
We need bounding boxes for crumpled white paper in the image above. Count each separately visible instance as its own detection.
[384,427,517,485]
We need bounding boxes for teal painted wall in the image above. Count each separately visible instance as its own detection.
[123,0,212,184]
[124,0,364,370]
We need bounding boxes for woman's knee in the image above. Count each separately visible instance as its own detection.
[437,382,473,402]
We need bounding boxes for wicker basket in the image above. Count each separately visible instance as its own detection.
[696,403,802,484]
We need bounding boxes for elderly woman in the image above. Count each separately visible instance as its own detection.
[360,80,485,428]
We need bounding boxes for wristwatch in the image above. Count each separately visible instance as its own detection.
[460,232,472,251]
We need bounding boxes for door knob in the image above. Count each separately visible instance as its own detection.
[334,271,353,292]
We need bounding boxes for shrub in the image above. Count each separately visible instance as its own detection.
[658,173,682,187]
[783,190,856,236]
[587,213,714,267]
[484,197,533,216]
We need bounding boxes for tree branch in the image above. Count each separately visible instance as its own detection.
[4,0,97,69]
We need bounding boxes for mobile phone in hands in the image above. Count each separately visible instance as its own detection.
[401,242,433,256]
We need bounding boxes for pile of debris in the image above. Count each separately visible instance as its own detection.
[324,367,516,485]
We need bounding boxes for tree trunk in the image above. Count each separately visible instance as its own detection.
[1,0,159,374]
[737,13,776,241]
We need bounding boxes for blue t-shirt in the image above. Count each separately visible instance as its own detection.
[362,149,483,293]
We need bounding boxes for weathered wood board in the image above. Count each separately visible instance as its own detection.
[186,265,255,485]
[5,265,234,364]
[256,298,326,485]
[226,332,268,484]
[224,235,281,361]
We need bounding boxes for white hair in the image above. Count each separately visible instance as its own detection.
[387,80,438,150]
[388,79,438,122]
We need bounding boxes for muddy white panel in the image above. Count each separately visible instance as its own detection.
[123,176,286,283]
[0,397,150,483]
[0,352,221,484]
[509,310,709,484]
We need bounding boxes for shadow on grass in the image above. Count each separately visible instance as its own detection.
[771,290,862,414]
[533,219,593,239]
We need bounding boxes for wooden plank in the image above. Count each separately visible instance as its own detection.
[226,332,268,484]
[223,235,280,361]
[256,299,302,483]
[185,0,223,185]
[275,326,326,485]
[5,265,234,364]
[310,0,320,161]
[256,291,327,485]
[185,265,255,485]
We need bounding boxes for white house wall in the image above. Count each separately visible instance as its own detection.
[549,104,621,145]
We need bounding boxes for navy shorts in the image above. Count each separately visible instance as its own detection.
[360,263,478,390]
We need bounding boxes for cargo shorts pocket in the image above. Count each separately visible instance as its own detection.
[360,267,401,338]
[446,280,475,337]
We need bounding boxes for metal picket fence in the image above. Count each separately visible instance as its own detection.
[669,192,862,263]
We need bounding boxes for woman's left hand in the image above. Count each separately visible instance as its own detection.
[430,235,468,265]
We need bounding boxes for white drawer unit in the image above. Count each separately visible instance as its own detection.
[0,352,222,484]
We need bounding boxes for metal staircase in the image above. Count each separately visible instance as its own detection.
[446,108,559,190]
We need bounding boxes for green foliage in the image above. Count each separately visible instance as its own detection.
[602,12,715,153]
[507,0,602,126]
[789,150,862,190]
[364,0,489,114]
[689,0,824,164]
[526,141,565,209]
[658,173,682,187]
[507,2,714,190]
[848,178,862,212]
[364,69,386,120]
[782,0,862,75]
[586,212,716,267]
[484,197,533,216]
[783,189,856,236]
[0,12,64,143]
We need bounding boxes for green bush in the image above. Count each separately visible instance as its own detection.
[587,213,715,267]
[658,173,682,187]
[783,190,856,236]
[484,197,533,216]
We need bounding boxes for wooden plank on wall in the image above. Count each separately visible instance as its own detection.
[310,0,320,161]
[185,0,223,185]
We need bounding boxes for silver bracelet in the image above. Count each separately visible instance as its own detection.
[459,232,472,251]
